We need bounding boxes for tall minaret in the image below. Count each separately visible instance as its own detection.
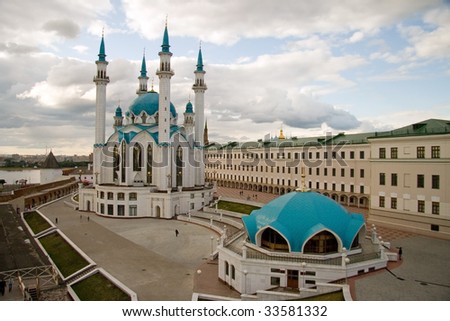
[136,51,148,95]
[193,45,207,186]
[156,22,174,145]
[155,22,174,190]
[93,32,109,184]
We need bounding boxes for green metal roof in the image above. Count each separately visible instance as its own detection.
[369,119,450,139]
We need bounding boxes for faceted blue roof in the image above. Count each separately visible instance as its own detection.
[115,124,184,145]
[128,91,177,118]
[242,191,364,252]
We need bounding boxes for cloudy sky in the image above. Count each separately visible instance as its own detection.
[1,0,449,155]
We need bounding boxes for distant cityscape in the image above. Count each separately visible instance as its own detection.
[0,153,92,168]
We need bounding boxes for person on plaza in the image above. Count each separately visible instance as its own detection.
[8,278,12,292]
[398,247,403,260]
[175,229,179,237]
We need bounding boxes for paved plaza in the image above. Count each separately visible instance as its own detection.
[1,187,450,301]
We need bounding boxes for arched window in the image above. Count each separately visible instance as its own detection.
[133,143,142,171]
[261,228,289,252]
[113,145,119,181]
[176,146,183,186]
[121,141,126,183]
[303,231,338,254]
[147,143,153,184]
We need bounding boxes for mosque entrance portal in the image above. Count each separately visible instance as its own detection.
[287,269,299,289]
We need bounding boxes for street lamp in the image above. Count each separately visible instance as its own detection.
[345,257,350,283]
[243,270,248,294]
[301,262,307,289]
[210,236,214,254]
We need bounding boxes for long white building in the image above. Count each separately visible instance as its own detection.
[206,119,450,239]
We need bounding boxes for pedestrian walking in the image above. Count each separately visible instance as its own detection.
[55,217,58,224]
[398,247,403,260]
[175,229,179,237]
[87,216,90,222]
[8,278,12,292]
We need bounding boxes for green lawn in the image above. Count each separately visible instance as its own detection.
[23,211,52,234]
[39,232,89,278]
[217,200,260,214]
[71,273,130,301]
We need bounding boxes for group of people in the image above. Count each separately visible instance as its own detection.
[0,278,13,296]
[239,190,258,200]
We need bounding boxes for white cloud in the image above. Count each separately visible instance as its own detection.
[348,31,365,43]
[122,0,439,45]
[0,0,112,47]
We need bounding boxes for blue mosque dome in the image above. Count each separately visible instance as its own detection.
[242,191,365,253]
[128,91,177,118]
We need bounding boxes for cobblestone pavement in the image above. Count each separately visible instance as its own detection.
[2,187,449,301]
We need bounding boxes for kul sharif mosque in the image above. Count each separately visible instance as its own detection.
[78,24,214,218]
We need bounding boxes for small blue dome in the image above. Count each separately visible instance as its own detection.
[115,106,122,117]
[128,91,177,118]
[185,101,193,113]
[242,191,364,252]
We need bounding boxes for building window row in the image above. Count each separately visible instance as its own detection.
[377,146,440,159]
[99,191,138,200]
[207,150,366,160]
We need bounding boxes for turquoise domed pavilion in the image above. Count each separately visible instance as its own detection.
[243,191,365,254]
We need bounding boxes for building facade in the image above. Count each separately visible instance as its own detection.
[206,119,450,239]
[79,25,214,218]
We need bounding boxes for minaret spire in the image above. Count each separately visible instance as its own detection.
[193,43,207,186]
[93,31,110,185]
[161,17,170,53]
[137,49,149,95]
[156,21,175,190]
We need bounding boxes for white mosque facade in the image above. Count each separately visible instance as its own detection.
[78,25,214,218]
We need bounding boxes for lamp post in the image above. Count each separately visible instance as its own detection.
[167,173,171,190]
[210,236,214,254]
[243,270,248,294]
[345,257,350,283]
[301,262,307,289]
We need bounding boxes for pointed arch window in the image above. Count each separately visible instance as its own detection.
[303,231,338,254]
[261,228,289,252]
[147,143,153,184]
[176,146,183,186]
[133,143,142,171]
[121,141,127,183]
[113,144,119,181]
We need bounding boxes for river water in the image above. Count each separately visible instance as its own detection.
[0,169,41,184]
